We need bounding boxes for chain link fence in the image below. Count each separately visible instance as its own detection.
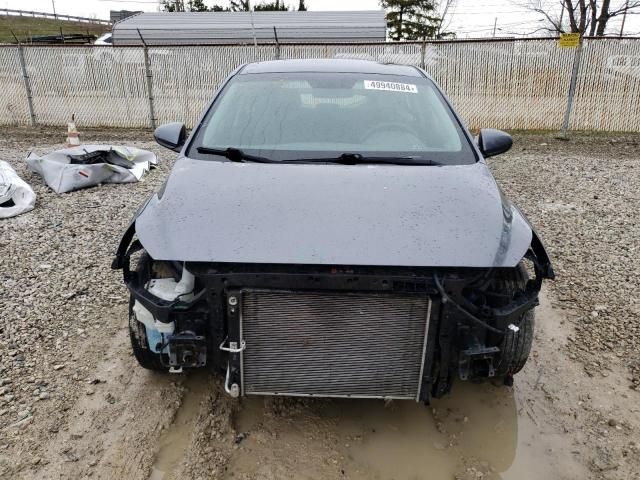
[0,38,639,131]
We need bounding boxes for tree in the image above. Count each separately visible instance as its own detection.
[162,0,227,11]
[254,1,289,11]
[230,0,250,10]
[189,0,211,11]
[161,0,185,12]
[163,0,300,13]
[380,0,451,40]
[521,0,640,36]
[435,0,456,38]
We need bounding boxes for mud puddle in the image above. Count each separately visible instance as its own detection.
[228,385,542,479]
[150,371,210,480]
[224,293,588,480]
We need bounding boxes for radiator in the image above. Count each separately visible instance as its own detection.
[239,289,431,400]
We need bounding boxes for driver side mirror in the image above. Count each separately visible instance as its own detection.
[154,122,187,152]
[478,129,512,158]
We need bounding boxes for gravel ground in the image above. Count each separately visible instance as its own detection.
[0,126,639,479]
[489,134,640,389]
[0,127,181,477]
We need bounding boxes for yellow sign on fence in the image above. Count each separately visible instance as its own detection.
[559,33,581,48]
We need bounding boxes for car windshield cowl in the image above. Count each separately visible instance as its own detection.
[196,147,442,166]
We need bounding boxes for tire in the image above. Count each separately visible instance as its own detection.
[492,265,535,377]
[128,254,169,371]
[129,296,169,371]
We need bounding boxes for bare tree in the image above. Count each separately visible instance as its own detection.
[519,0,640,36]
[436,0,457,38]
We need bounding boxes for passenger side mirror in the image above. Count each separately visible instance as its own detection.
[478,129,513,158]
[154,122,187,152]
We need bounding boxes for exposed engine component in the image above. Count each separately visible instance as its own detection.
[131,263,206,369]
[167,333,207,369]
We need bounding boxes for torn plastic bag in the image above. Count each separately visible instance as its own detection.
[26,145,157,194]
[0,160,36,219]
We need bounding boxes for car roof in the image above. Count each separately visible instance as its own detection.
[240,59,423,77]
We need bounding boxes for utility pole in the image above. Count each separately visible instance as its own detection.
[492,17,497,37]
[620,0,629,37]
[51,0,57,19]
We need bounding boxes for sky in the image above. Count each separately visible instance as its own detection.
[3,0,639,37]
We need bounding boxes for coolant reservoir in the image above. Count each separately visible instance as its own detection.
[134,266,195,336]
[147,264,195,302]
[147,278,185,301]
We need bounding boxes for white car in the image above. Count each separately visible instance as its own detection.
[94,33,113,45]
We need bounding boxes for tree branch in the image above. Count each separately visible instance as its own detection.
[608,0,640,17]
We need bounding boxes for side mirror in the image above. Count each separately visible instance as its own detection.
[154,122,187,152]
[478,129,512,158]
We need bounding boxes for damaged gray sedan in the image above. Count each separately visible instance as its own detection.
[113,59,554,403]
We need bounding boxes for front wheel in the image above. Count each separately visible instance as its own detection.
[492,265,536,377]
[129,295,169,371]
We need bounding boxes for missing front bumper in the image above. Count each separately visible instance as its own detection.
[225,288,433,401]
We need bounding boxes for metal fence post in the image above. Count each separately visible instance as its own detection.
[273,26,280,60]
[560,37,584,137]
[138,29,157,130]
[420,41,426,69]
[13,36,36,126]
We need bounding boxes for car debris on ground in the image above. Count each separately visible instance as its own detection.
[26,145,157,194]
[0,160,36,219]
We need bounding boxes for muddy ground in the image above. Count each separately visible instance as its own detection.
[0,127,639,480]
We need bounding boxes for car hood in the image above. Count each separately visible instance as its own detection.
[134,158,532,267]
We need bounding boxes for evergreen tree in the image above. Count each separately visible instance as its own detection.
[298,0,307,11]
[380,0,444,41]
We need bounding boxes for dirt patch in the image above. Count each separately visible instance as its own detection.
[0,127,639,479]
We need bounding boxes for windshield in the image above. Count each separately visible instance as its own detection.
[189,72,475,165]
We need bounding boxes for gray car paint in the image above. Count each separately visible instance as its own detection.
[134,158,532,267]
[240,59,423,76]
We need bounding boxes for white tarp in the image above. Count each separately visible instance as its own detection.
[26,145,157,194]
[0,161,36,219]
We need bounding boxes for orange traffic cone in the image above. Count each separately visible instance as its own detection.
[66,114,80,148]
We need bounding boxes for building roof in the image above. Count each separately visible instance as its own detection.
[110,10,142,24]
[241,59,422,77]
[112,10,386,45]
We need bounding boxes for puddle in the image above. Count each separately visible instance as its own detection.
[229,382,526,479]
[190,292,587,479]
[149,371,209,480]
[226,292,582,480]
[339,382,519,479]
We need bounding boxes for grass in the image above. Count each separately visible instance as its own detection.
[0,15,109,44]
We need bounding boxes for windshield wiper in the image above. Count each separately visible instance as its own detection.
[196,149,441,166]
[293,153,442,166]
[196,147,279,163]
